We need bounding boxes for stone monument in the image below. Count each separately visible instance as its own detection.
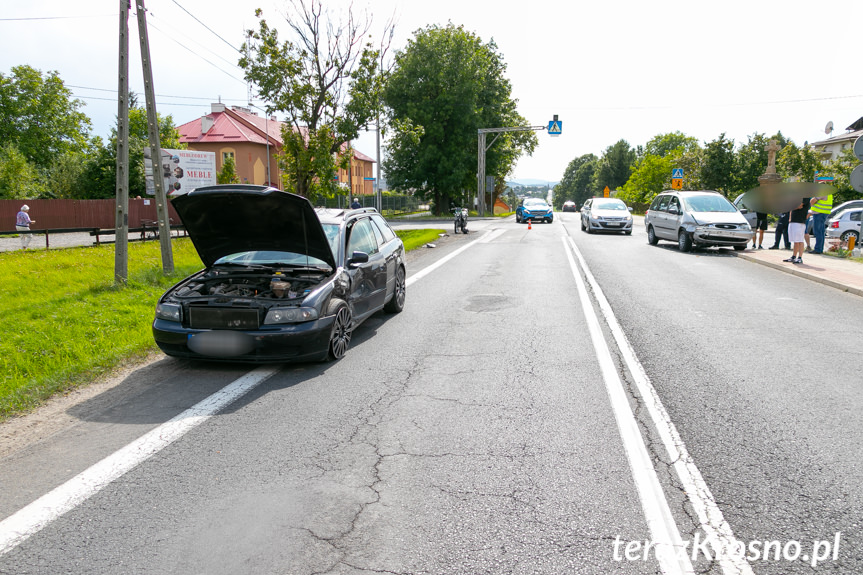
[758,139,782,185]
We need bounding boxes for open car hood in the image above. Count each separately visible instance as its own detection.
[171,185,336,269]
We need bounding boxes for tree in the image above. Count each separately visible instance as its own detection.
[0,143,46,199]
[383,23,537,213]
[644,131,699,158]
[777,141,820,183]
[619,153,673,204]
[733,132,787,196]
[0,65,91,170]
[217,156,239,184]
[555,153,597,208]
[820,148,859,204]
[701,133,735,195]
[240,0,391,203]
[594,140,636,191]
[76,97,182,199]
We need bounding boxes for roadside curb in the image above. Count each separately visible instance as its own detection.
[735,252,863,298]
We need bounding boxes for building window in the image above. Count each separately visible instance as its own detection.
[222,151,235,163]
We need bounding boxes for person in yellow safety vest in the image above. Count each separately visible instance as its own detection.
[809,193,833,254]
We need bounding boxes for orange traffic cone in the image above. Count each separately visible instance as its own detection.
[528,219,532,230]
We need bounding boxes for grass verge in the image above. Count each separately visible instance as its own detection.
[1,230,441,421]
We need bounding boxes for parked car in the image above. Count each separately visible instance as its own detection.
[826,208,862,243]
[645,190,754,252]
[516,198,553,223]
[580,197,633,234]
[831,200,863,219]
[152,185,406,363]
[562,200,577,212]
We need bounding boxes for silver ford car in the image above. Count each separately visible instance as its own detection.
[645,190,754,252]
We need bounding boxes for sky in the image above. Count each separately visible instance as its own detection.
[2,0,863,184]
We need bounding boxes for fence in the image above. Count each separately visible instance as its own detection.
[0,198,180,232]
[320,194,425,216]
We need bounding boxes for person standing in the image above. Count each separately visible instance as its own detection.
[15,205,35,250]
[752,212,768,249]
[350,197,362,209]
[784,198,810,264]
[809,192,833,254]
[768,211,790,250]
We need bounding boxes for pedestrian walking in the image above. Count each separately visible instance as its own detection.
[15,205,35,250]
[808,192,833,254]
[784,198,810,264]
[769,212,790,250]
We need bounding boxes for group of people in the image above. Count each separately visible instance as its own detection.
[750,192,833,265]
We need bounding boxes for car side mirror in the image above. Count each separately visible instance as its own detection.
[668,206,679,215]
[628,207,633,212]
[739,208,749,214]
[347,251,369,267]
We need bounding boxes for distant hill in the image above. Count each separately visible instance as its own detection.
[506,179,559,188]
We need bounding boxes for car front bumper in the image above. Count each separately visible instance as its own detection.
[588,219,632,231]
[153,314,337,363]
[691,227,754,246]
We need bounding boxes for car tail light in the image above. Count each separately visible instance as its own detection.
[830,221,839,228]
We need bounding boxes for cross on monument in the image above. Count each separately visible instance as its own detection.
[765,139,781,174]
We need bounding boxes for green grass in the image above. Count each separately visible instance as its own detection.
[0,230,441,420]
[396,229,446,251]
[0,239,205,419]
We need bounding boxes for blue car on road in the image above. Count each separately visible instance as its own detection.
[516,198,553,224]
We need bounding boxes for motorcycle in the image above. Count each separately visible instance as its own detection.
[452,207,468,234]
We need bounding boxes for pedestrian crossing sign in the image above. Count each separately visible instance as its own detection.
[672,168,684,179]
[548,120,562,136]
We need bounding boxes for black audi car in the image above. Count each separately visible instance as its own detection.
[152,185,406,362]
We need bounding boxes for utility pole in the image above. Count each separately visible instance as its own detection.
[114,0,130,285]
[135,0,174,273]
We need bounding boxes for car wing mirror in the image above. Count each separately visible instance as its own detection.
[739,208,749,214]
[668,206,679,215]
[348,251,369,267]
[628,207,633,212]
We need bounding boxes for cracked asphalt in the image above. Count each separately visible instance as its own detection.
[0,214,860,574]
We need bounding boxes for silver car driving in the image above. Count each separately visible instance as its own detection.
[645,190,754,252]
[580,197,633,234]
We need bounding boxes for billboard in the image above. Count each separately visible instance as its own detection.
[144,148,216,196]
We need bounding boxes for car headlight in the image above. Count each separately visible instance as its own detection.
[155,303,182,322]
[264,307,319,325]
[741,223,751,230]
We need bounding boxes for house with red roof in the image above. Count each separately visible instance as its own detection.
[176,103,376,197]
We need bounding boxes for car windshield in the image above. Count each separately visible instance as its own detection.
[524,199,548,207]
[682,195,736,213]
[214,250,330,268]
[321,223,341,260]
[593,200,627,210]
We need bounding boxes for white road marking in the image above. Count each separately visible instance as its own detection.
[0,366,280,555]
[564,235,754,575]
[406,231,492,287]
[561,237,694,574]
[0,229,500,555]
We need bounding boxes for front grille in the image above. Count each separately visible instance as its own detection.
[188,306,260,329]
[714,224,737,229]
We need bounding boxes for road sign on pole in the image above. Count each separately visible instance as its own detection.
[671,179,683,190]
[603,186,610,197]
[672,168,683,179]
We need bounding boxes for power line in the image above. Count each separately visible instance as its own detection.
[145,19,246,84]
[170,0,241,53]
[68,84,248,102]
[145,10,243,72]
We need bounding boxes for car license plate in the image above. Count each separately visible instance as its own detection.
[607,222,621,226]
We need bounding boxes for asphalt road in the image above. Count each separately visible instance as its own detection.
[0,214,860,574]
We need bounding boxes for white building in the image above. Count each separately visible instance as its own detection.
[810,117,863,162]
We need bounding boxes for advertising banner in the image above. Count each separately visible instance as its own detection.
[144,148,216,196]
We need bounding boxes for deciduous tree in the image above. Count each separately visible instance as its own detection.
[240,0,391,203]
[383,23,537,213]
[0,65,91,170]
